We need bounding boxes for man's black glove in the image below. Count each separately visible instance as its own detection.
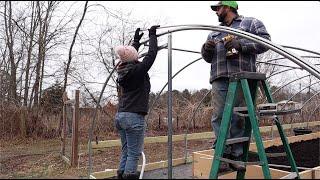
[204,40,216,51]
[148,25,160,36]
[134,28,144,42]
[224,39,242,52]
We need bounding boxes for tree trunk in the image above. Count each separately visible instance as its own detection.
[60,1,88,132]
[4,1,17,103]
[23,2,37,107]
[39,2,52,104]
[63,1,88,92]
[32,1,43,107]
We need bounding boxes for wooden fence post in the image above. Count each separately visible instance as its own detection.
[176,116,179,129]
[20,106,27,138]
[71,90,79,167]
[158,114,161,129]
[61,92,68,156]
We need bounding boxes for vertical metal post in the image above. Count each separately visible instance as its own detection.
[167,33,173,179]
[62,92,68,155]
[71,90,79,167]
[307,74,311,129]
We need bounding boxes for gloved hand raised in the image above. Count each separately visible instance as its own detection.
[134,28,144,42]
[204,40,216,50]
[224,39,241,52]
[148,25,160,36]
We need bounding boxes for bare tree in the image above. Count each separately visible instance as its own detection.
[32,2,54,107]
[0,1,169,138]
[23,2,38,107]
[257,50,281,76]
[4,1,17,102]
[63,1,88,92]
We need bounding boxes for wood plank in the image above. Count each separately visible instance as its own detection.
[90,169,117,179]
[61,155,71,166]
[218,165,289,179]
[280,172,298,179]
[313,166,320,179]
[193,150,215,178]
[91,121,320,149]
[90,156,193,179]
[299,169,313,179]
[92,132,213,149]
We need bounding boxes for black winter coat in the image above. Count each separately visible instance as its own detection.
[116,35,158,115]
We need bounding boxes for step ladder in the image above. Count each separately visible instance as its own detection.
[209,72,300,179]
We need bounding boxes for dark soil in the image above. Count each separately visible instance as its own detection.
[248,138,320,171]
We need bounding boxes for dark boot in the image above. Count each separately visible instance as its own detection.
[219,153,231,172]
[229,154,246,171]
[122,171,140,179]
[117,170,124,179]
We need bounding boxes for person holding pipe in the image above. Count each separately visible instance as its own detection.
[201,1,271,171]
[114,25,159,179]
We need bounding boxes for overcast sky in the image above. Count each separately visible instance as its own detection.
[95,1,320,93]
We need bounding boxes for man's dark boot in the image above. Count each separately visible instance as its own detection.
[219,153,231,172]
[229,154,246,171]
[117,170,124,179]
[122,171,140,179]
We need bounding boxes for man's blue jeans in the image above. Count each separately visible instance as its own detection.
[211,78,245,157]
[115,112,145,174]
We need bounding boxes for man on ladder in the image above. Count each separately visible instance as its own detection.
[202,1,300,179]
[201,0,271,173]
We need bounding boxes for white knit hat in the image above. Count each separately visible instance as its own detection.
[114,45,139,62]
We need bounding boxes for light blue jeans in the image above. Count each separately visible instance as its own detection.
[211,78,245,157]
[115,112,145,174]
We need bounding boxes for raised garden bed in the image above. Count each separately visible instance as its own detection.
[248,138,319,171]
[193,132,320,179]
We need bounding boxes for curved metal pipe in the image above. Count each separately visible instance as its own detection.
[269,74,311,98]
[289,96,320,129]
[282,45,320,57]
[184,90,212,162]
[140,25,320,80]
[265,56,320,64]
[266,63,320,80]
[146,52,307,123]
[150,46,316,109]
[88,62,120,178]
[142,45,319,95]
[279,80,320,111]
[148,45,310,70]
[307,103,320,123]
[146,57,203,122]
[301,90,320,108]
[266,67,302,79]
[287,86,320,122]
[289,92,320,129]
[88,25,320,177]
[258,61,301,69]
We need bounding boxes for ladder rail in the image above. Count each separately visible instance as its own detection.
[209,81,239,179]
[241,79,272,179]
[261,81,300,179]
